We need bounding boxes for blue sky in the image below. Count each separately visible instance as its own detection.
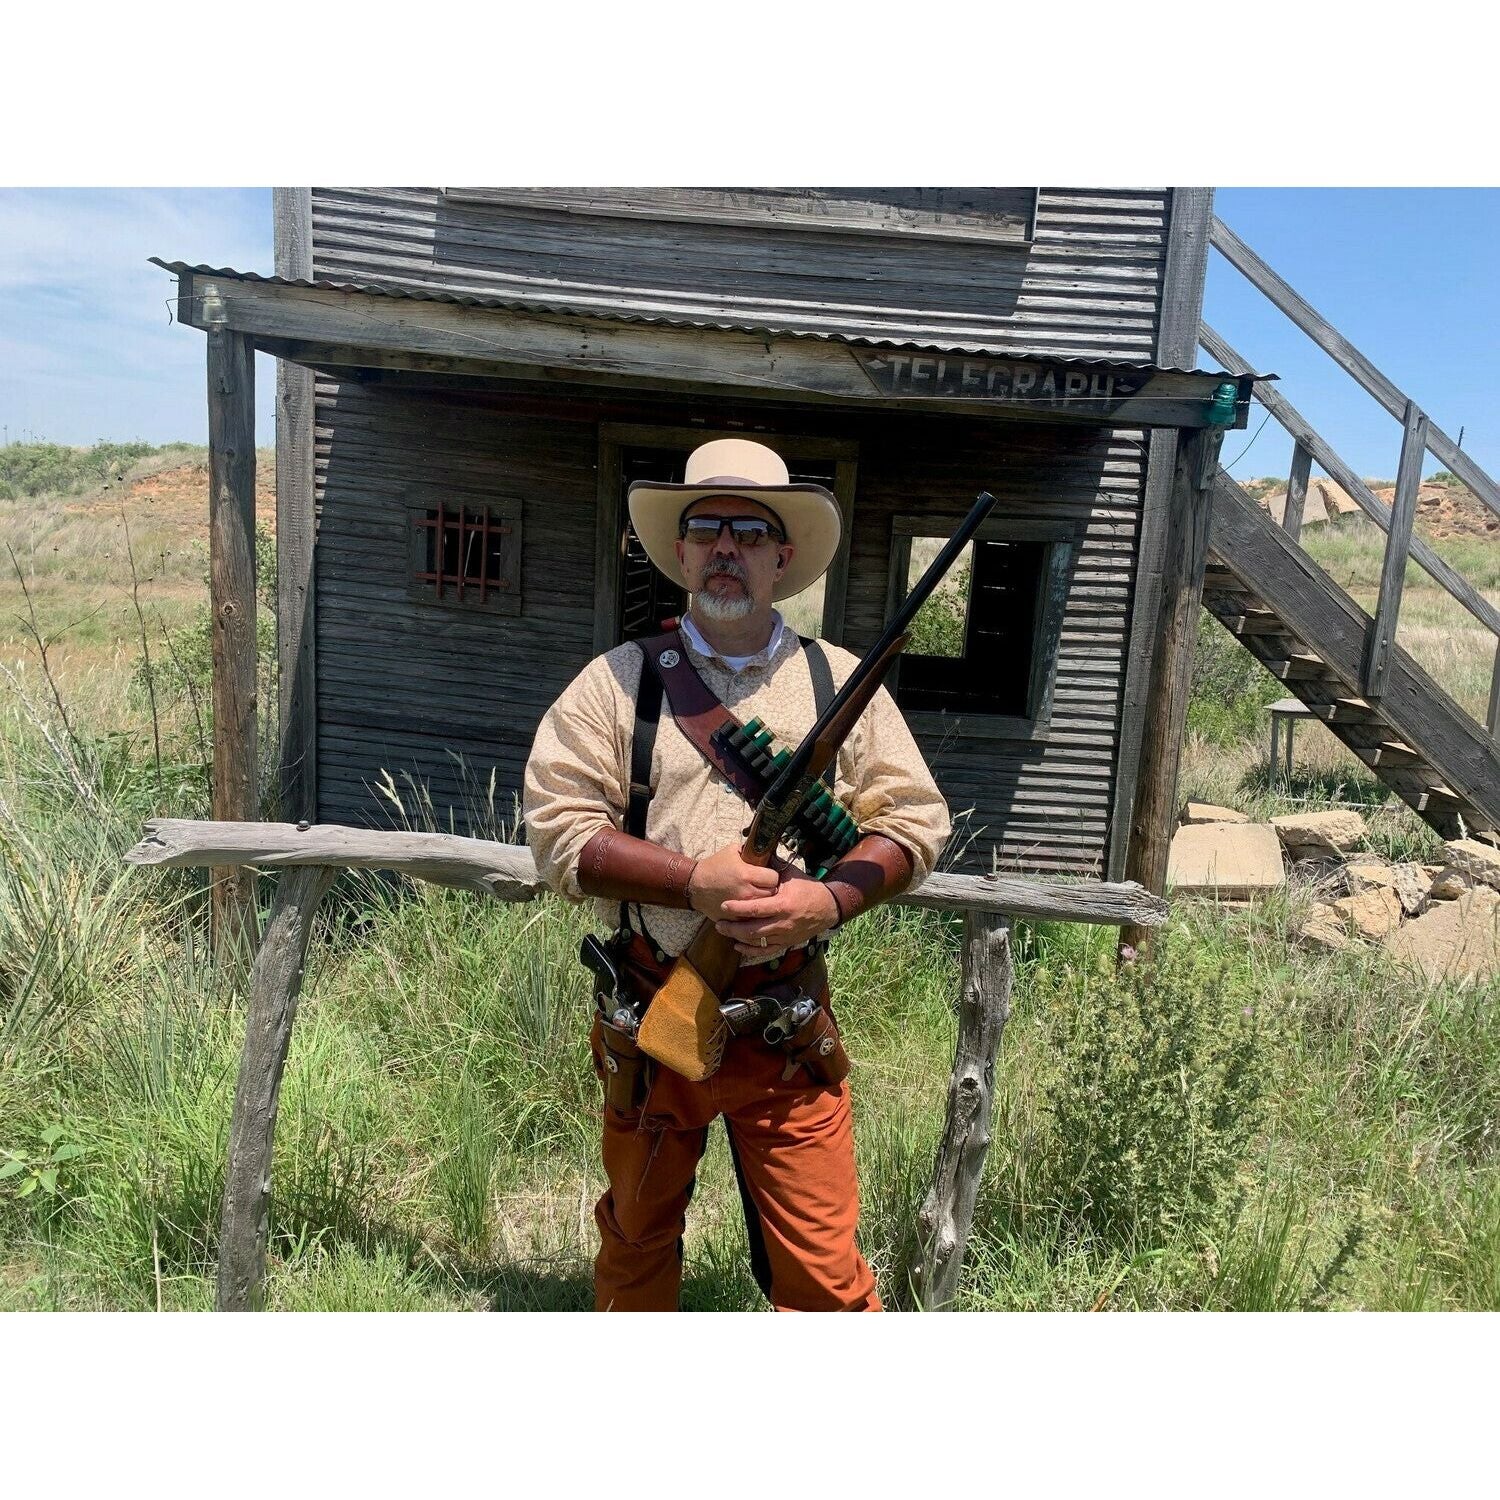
[1,187,1496,483]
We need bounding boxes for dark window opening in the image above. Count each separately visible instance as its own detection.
[616,445,839,645]
[407,498,522,616]
[898,537,1047,717]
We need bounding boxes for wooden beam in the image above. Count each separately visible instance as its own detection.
[1362,400,1428,699]
[1489,640,1500,741]
[207,326,260,954]
[1156,188,1214,369]
[910,912,1013,1310]
[1201,324,1500,639]
[170,272,1246,431]
[273,188,317,822]
[1120,426,1223,956]
[1283,440,1312,542]
[216,864,336,1311]
[125,819,1170,928]
[1211,215,1500,523]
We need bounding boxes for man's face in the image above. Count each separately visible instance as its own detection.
[673,495,795,621]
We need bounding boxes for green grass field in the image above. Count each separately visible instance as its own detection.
[0,448,1495,1311]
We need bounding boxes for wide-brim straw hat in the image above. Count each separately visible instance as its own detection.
[627,438,841,602]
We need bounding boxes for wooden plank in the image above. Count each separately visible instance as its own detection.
[1209,472,1500,828]
[442,186,1038,246]
[820,456,859,647]
[207,326,260,955]
[1489,640,1500,740]
[273,187,318,823]
[1155,188,1214,369]
[1121,426,1222,954]
[1283,441,1312,542]
[1201,324,1500,639]
[126,818,1166,927]
[1211,215,1500,523]
[1362,400,1428,699]
[181,274,1240,431]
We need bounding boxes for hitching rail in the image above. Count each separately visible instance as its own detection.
[125,819,1167,1312]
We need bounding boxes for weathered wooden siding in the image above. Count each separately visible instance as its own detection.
[313,381,598,831]
[308,187,1169,360]
[311,376,1139,874]
[842,414,1143,876]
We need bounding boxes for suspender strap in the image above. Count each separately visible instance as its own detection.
[799,636,836,788]
[626,648,663,840]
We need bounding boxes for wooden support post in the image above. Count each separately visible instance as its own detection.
[1283,440,1312,542]
[910,912,1013,1310]
[273,188,318,822]
[1363,400,1427,700]
[1120,426,1223,958]
[217,864,336,1311]
[207,325,260,955]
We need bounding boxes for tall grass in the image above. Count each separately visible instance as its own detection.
[1,475,1496,1311]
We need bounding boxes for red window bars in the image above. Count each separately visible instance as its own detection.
[413,502,513,603]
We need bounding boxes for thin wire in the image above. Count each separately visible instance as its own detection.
[1221,408,1273,472]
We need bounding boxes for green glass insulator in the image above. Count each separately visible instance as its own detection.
[1206,381,1238,426]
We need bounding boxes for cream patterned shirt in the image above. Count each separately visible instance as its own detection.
[523,615,951,960]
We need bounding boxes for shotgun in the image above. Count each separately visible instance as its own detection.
[636,490,999,1081]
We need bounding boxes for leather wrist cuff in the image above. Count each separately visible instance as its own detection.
[823,834,915,927]
[577,829,698,909]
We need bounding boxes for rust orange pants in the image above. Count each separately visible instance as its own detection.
[592,1000,882,1313]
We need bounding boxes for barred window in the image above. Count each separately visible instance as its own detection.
[406,498,522,616]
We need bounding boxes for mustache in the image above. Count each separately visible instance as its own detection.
[701,558,749,584]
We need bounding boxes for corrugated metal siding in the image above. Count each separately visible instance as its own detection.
[841,413,1145,876]
[308,187,1169,359]
[312,381,598,831]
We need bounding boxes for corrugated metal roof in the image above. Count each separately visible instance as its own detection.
[151,258,1271,380]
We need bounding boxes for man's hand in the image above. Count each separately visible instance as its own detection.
[715,865,841,959]
[687,843,780,922]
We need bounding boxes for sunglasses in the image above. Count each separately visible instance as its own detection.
[677,515,787,548]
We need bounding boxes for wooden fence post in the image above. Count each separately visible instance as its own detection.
[217,865,335,1311]
[910,912,1014,1309]
[207,324,261,956]
[1120,426,1223,958]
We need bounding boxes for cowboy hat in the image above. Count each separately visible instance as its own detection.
[626,438,841,602]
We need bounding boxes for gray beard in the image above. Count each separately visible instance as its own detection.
[692,586,757,622]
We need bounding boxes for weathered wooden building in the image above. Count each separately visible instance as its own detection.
[156,186,1259,886]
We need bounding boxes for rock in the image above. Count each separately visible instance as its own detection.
[1332,886,1403,941]
[1180,802,1250,826]
[1168,823,1285,899]
[1298,903,1351,952]
[1270,810,1367,859]
[1386,886,1500,986]
[1429,867,1471,901]
[1347,860,1431,916]
[1442,839,1500,893]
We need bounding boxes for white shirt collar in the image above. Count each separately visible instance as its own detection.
[680,609,788,673]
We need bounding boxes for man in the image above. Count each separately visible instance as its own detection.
[524,437,950,1311]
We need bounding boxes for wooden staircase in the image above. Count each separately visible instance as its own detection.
[1205,474,1500,842]
[1196,216,1500,846]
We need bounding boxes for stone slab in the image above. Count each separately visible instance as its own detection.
[1443,839,1500,892]
[1386,886,1500,987]
[1333,886,1403,941]
[1271,810,1367,858]
[1181,802,1251,826]
[1168,822,1285,899]
[1298,903,1351,952]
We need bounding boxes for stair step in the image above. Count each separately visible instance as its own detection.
[1306,698,1376,724]
[1417,785,1464,812]
[1369,740,1422,767]
[1221,608,1288,637]
[1263,654,1330,681]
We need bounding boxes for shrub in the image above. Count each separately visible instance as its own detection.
[1033,937,1275,1247]
[1186,607,1283,745]
[906,561,970,657]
